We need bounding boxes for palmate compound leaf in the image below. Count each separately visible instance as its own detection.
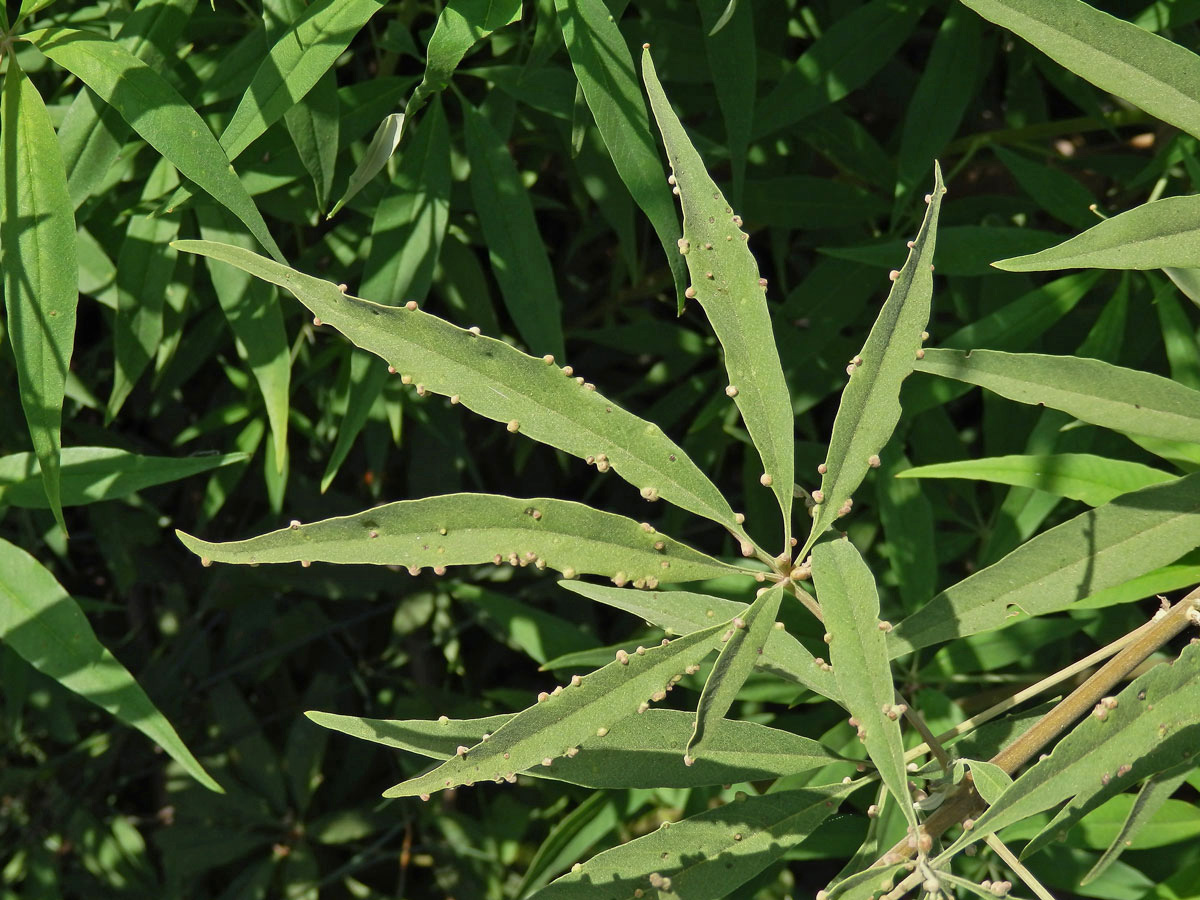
[558,581,840,700]
[994,194,1200,272]
[530,780,860,900]
[897,453,1176,507]
[0,537,221,792]
[939,638,1200,857]
[687,583,783,761]
[176,494,743,585]
[959,0,1200,144]
[915,348,1200,445]
[307,707,849,789]
[25,27,283,262]
[380,619,733,797]
[812,538,917,830]
[889,472,1200,656]
[170,241,754,545]
[642,49,795,548]
[801,165,944,560]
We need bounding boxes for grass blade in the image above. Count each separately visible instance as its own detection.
[960,0,1200,142]
[898,453,1176,507]
[28,25,283,261]
[176,493,744,584]
[1,60,78,532]
[556,0,688,309]
[0,537,222,792]
[687,584,784,761]
[170,240,748,539]
[915,348,1200,444]
[643,48,795,545]
[812,538,917,829]
[380,620,730,796]
[309,707,847,789]
[802,166,944,559]
[0,448,247,508]
[529,782,858,899]
[890,473,1200,656]
[558,580,840,699]
[462,98,565,359]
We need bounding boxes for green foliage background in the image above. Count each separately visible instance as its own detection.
[3,0,1200,898]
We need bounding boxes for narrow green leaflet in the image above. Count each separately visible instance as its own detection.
[0,538,221,792]
[1082,764,1195,885]
[0,448,246,508]
[463,99,565,359]
[405,0,522,120]
[688,584,784,761]
[557,0,688,309]
[558,580,839,699]
[916,349,1200,444]
[328,113,404,218]
[108,157,180,422]
[1,60,78,532]
[170,240,746,537]
[177,494,742,583]
[960,759,1013,805]
[27,26,283,262]
[381,620,730,796]
[812,539,917,829]
[57,0,199,209]
[320,350,388,493]
[529,782,858,899]
[309,707,846,789]
[941,640,1200,856]
[898,453,1176,507]
[753,0,926,139]
[889,473,1200,656]
[219,0,385,161]
[196,208,291,469]
[802,166,943,558]
[702,0,755,203]
[995,195,1200,271]
[959,0,1200,143]
[643,49,795,544]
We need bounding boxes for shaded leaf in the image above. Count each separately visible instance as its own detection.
[327,113,405,219]
[28,25,283,261]
[0,537,221,792]
[1,60,77,532]
[0,448,247,508]
[960,0,1200,142]
[176,493,743,583]
[556,0,688,309]
[643,49,794,544]
[462,98,565,359]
